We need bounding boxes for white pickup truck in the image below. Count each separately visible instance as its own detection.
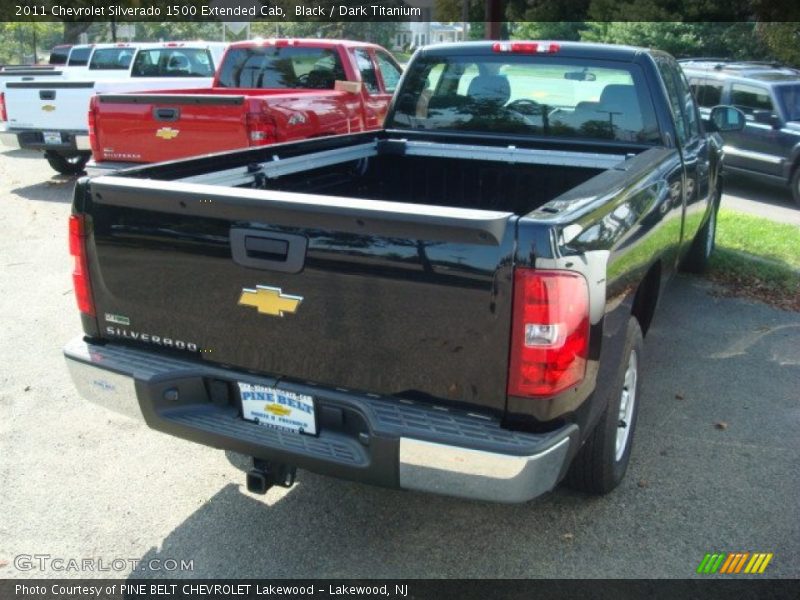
[0,41,228,174]
[0,44,144,89]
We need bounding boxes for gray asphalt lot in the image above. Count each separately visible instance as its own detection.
[723,175,800,226]
[0,150,798,579]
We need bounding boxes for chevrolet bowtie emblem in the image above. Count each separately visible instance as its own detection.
[41,104,56,112]
[155,127,179,140]
[238,285,302,317]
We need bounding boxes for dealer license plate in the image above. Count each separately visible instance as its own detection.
[238,383,316,435]
[43,131,61,145]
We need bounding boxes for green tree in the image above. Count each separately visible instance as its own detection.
[512,22,585,41]
[756,23,800,66]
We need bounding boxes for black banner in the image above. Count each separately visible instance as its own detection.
[2,0,800,22]
[2,580,800,600]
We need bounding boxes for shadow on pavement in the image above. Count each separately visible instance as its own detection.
[11,175,79,203]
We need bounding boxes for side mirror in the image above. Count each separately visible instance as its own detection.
[752,109,781,129]
[334,80,362,94]
[708,105,746,132]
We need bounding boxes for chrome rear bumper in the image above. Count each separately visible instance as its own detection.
[64,336,577,503]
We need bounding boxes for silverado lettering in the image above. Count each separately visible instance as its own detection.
[64,41,745,503]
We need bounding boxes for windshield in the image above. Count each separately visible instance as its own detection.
[389,54,661,144]
[216,47,345,89]
[131,48,215,77]
[89,48,135,71]
[777,85,800,121]
[67,47,91,67]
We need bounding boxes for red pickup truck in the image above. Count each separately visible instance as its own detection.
[86,39,402,175]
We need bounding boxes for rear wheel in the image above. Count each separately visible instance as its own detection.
[566,317,643,495]
[44,151,89,175]
[680,193,719,274]
[791,168,800,207]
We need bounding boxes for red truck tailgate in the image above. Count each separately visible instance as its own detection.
[92,89,362,164]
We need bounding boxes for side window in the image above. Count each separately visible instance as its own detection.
[354,49,379,94]
[689,78,724,108]
[731,84,774,115]
[676,70,701,138]
[374,51,402,93]
[656,59,688,145]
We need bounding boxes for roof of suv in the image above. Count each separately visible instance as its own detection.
[679,59,800,82]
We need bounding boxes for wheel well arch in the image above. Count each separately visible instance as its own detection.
[631,261,661,337]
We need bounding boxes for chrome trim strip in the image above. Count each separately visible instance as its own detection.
[723,145,783,165]
[399,432,573,503]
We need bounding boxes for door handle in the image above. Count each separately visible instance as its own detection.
[39,90,55,100]
[153,107,180,122]
[230,229,307,273]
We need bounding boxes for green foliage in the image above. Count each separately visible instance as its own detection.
[511,22,585,41]
[755,23,800,67]
[581,22,771,59]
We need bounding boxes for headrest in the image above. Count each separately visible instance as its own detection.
[467,75,511,105]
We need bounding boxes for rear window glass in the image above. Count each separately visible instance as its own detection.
[389,54,661,144]
[68,47,91,67]
[131,49,215,78]
[49,47,70,66]
[89,48,136,71]
[216,47,345,89]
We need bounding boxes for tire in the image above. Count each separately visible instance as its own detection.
[680,193,719,274]
[566,317,643,495]
[44,151,89,175]
[791,168,800,207]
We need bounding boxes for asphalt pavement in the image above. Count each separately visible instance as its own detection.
[722,175,800,226]
[0,150,798,579]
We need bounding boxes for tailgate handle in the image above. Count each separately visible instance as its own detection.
[153,107,180,122]
[39,90,56,100]
[230,229,307,273]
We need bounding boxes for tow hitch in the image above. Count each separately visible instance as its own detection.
[246,459,297,494]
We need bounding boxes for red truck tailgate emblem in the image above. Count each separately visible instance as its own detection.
[155,127,179,140]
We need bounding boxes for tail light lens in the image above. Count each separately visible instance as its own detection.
[69,215,95,317]
[246,111,278,146]
[0,93,7,122]
[508,269,589,397]
[87,95,99,157]
[492,42,561,54]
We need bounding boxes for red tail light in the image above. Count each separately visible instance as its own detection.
[87,95,99,157]
[0,93,7,122]
[492,42,561,54]
[69,215,95,317]
[508,269,589,397]
[246,111,278,146]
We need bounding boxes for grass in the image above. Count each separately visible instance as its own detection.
[715,209,800,269]
[708,209,800,311]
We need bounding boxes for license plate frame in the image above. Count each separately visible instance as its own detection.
[238,382,317,436]
[43,131,62,145]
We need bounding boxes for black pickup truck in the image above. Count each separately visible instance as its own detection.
[64,41,744,503]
